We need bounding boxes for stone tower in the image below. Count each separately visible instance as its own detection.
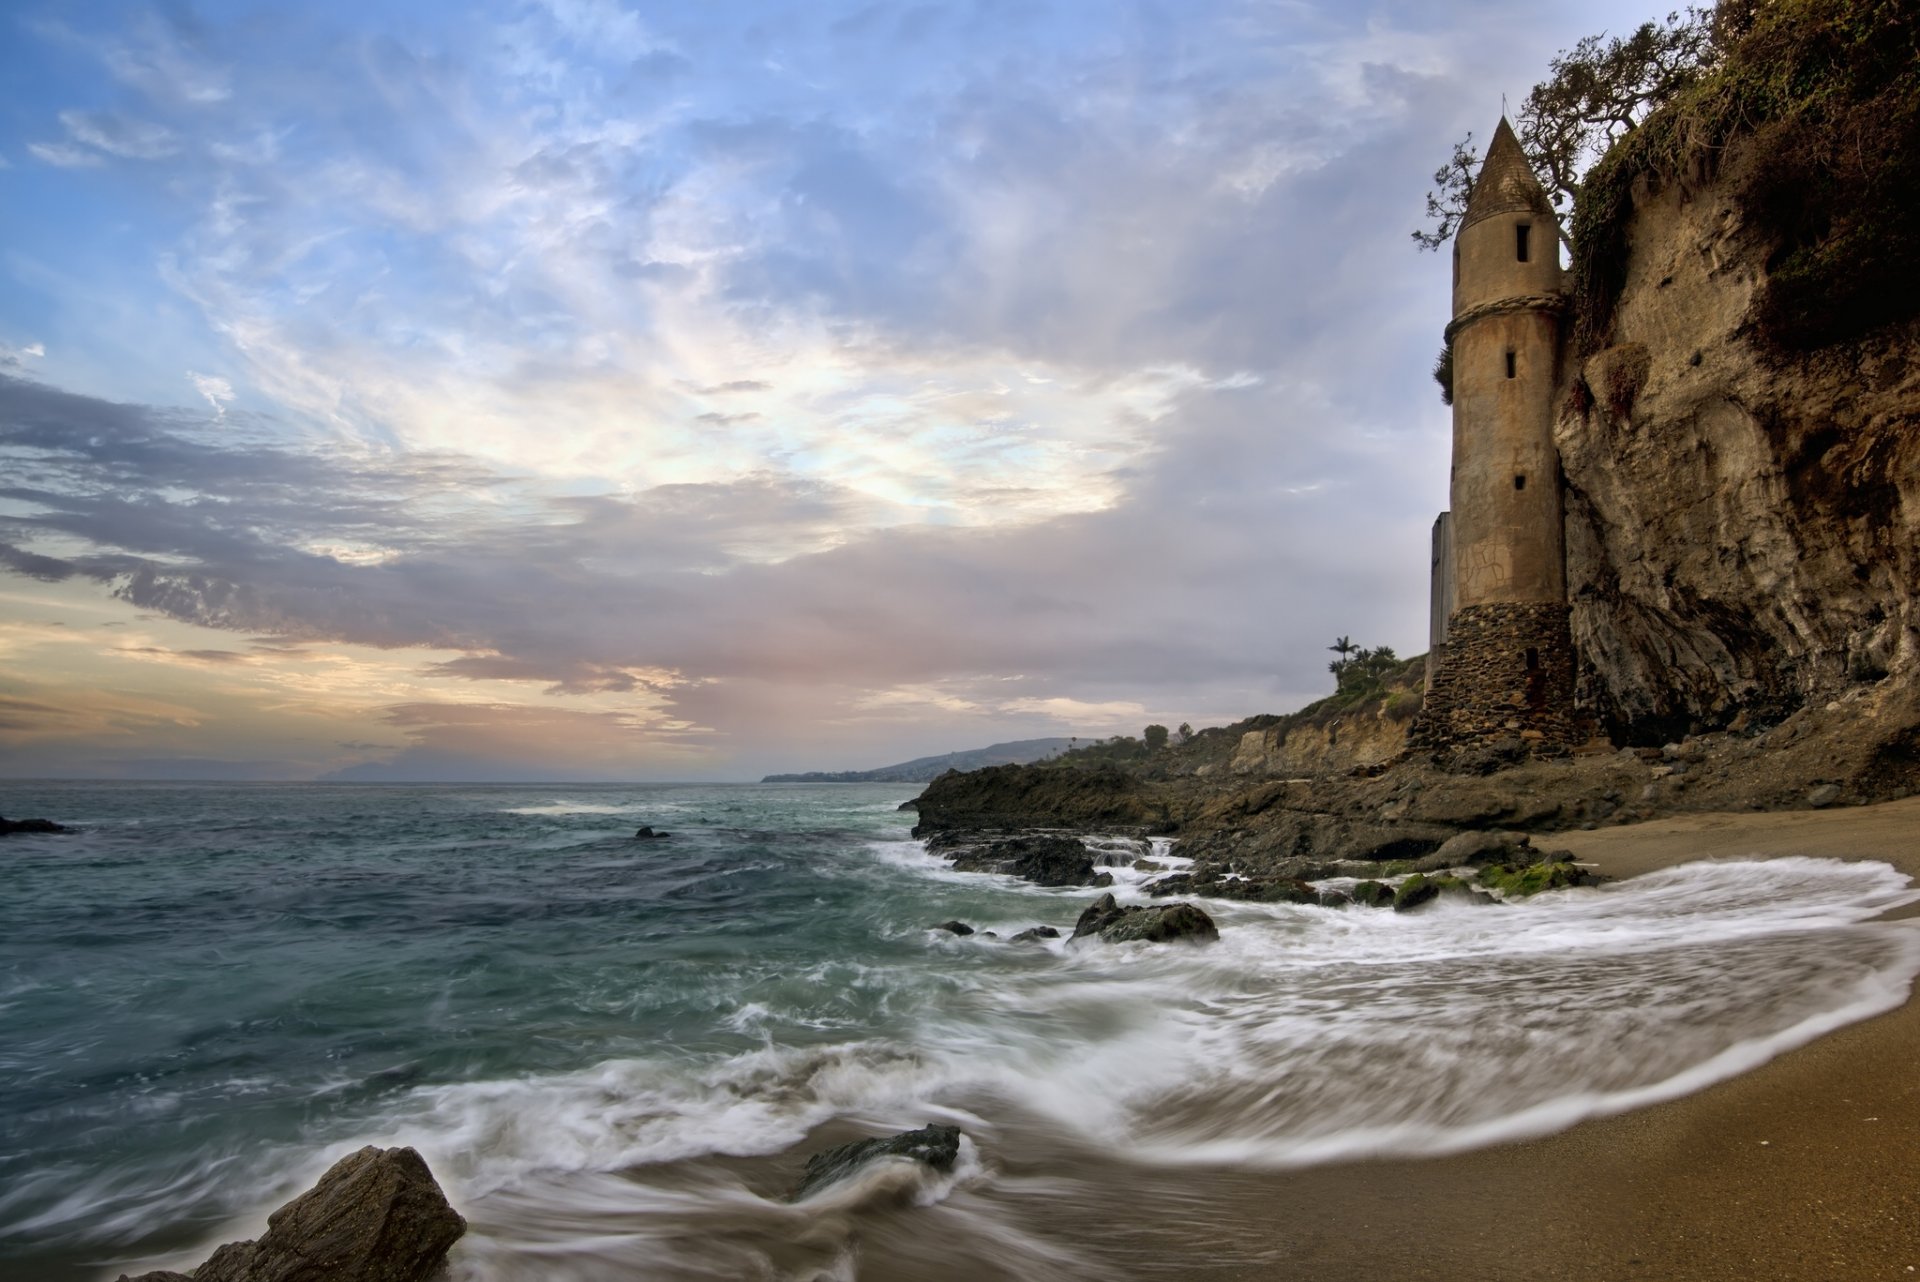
[1411,119,1580,752]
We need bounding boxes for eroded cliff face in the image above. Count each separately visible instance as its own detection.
[1226,705,1412,776]
[1558,144,1920,745]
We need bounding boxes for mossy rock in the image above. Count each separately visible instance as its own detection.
[1476,860,1590,897]
[1392,873,1483,912]
[1392,874,1438,912]
[1349,879,1396,908]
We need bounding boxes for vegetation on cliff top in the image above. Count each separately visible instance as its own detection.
[1038,642,1426,779]
[1424,0,1918,378]
[1572,0,1920,353]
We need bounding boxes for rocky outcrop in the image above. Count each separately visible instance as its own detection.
[1008,926,1061,943]
[115,1146,464,1282]
[910,764,1169,836]
[793,1124,962,1201]
[1070,892,1218,944]
[933,833,1109,887]
[0,816,69,835]
[1560,141,1920,746]
[1143,871,1322,905]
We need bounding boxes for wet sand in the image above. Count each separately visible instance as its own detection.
[1166,797,1920,1282]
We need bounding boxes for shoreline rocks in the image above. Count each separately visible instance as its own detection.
[931,832,1111,888]
[115,1145,464,1282]
[1071,892,1218,945]
[793,1124,963,1201]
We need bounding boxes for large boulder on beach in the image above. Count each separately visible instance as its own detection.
[1071,892,1218,944]
[792,1123,963,1201]
[117,1146,465,1282]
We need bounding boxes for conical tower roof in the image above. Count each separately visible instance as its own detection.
[1461,118,1550,232]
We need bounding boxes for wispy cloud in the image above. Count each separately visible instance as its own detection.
[58,109,180,159]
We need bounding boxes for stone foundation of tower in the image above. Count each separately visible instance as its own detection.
[1408,602,1580,753]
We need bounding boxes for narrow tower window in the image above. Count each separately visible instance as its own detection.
[1516,224,1532,262]
[1514,474,1527,491]
[1505,351,1517,379]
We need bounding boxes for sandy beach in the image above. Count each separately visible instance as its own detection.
[1161,796,1920,1281]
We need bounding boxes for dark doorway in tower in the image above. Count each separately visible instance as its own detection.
[1523,647,1547,710]
[1516,224,1531,262]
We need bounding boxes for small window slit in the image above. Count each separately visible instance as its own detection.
[1516,224,1531,262]
[1505,351,1517,379]
[1514,474,1527,491]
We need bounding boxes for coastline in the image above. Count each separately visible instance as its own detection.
[1167,795,1920,1281]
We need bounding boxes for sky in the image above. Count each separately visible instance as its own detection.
[0,0,1653,782]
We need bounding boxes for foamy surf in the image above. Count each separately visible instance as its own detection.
[274,855,1920,1280]
[10,783,1918,1282]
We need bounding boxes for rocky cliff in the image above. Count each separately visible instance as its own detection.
[1560,0,1919,749]
[1562,153,1918,746]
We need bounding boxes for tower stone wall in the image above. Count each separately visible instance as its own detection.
[1411,119,1582,755]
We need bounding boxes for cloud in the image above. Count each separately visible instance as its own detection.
[0,360,1432,778]
[116,645,250,664]
[100,11,232,104]
[0,0,1638,776]
[0,343,46,370]
[57,109,181,159]
[188,371,235,415]
[323,701,709,782]
[28,141,106,168]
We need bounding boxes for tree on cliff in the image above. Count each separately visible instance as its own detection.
[1412,5,1731,249]
[1328,641,1400,700]
[1143,724,1170,752]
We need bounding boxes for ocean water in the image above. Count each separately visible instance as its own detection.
[3,781,1919,1281]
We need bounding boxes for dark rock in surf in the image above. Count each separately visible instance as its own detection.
[633,826,671,840]
[114,1145,464,1282]
[1071,892,1218,945]
[1391,874,1440,912]
[792,1123,963,1201]
[0,815,70,836]
[932,920,975,936]
[942,833,1102,887]
[1144,871,1319,905]
[1008,925,1060,943]
[1348,879,1396,908]
[1390,873,1489,912]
